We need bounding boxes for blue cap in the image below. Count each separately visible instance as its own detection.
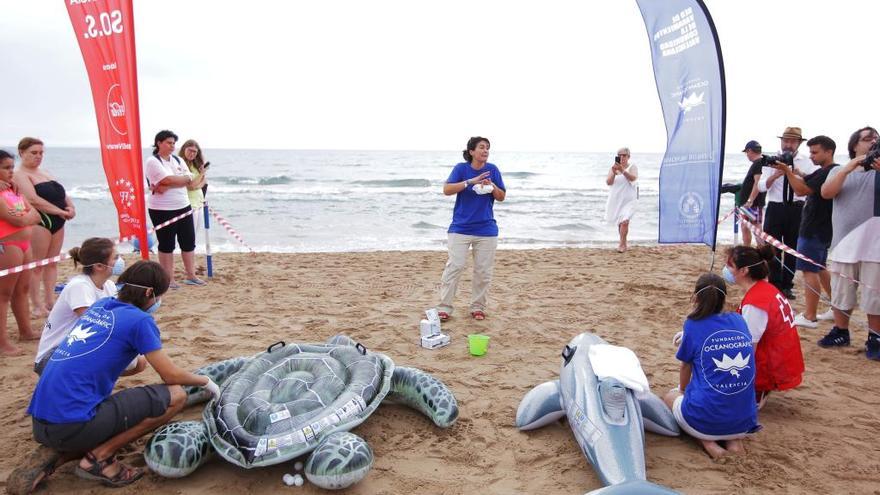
[742,140,762,152]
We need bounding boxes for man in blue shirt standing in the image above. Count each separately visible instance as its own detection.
[436,136,506,321]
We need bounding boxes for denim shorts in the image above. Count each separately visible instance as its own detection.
[795,235,828,273]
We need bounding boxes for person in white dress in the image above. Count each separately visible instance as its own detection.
[605,147,638,252]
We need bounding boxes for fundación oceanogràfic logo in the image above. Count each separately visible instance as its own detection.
[51,305,115,361]
[678,92,705,113]
[679,191,703,220]
[699,330,754,395]
[106,83,128,136]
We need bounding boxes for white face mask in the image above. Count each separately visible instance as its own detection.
[112,256,125,276]
[722,265,736,284]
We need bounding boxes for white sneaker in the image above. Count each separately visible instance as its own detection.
[793,313,818,329]
[817,309,835,321]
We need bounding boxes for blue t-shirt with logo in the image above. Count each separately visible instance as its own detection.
[27,297,162,424]
[446,162,505,237]
[676,312,759,436]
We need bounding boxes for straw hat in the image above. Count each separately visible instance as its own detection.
[777,127,805,141]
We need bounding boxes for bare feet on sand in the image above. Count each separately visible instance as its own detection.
[700,439,746,459]
[1,343,24,356]
[19,330,42,341]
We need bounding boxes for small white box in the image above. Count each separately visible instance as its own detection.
[419,319,435,338]
[425,308,440,323]
[420,333,450,349]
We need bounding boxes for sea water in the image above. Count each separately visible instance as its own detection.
[7,147,757,253]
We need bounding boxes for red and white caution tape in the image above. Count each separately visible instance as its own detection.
[0,209,194,279]
[208,206,254,253]
[736,207,876,292]
[717,206,738,225]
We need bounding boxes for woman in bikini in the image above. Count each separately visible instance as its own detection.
[14,137,75,317]
[0,149,42,356]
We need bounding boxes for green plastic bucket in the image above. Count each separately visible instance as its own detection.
[468,334,490,356]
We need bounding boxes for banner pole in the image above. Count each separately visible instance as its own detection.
[203,203,213,278]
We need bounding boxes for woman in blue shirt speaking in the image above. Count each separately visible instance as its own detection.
[436,137,506,321]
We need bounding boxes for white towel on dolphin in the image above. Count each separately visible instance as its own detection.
[588,344,651,399]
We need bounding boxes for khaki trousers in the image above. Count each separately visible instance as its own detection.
[438,233,498,315]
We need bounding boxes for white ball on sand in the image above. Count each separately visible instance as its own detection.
[282,473,296,486]
[294,461,304,472]
[293,474,304,486]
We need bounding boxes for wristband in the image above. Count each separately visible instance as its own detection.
[464,179,470,186]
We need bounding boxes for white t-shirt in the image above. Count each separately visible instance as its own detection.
[740,305,768,343]
[35,274,118,364]
[144,154,193,210]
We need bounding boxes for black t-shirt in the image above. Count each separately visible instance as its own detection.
[739,159,766,207]
[799,164,838,244]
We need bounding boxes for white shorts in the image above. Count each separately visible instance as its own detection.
[830,261,880,315]
[672,395,751,442]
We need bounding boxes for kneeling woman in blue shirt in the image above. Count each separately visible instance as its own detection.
[436,136,506,321]
[664,273,760,459]
[22,261,219,490]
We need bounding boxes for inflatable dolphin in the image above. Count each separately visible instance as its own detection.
[516,332,679,495]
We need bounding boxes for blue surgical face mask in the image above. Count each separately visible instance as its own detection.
[111,256,125,276]
[145,298,162,314]
[722,265,736,284]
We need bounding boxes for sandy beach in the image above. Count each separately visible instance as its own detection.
[1,246,878,494]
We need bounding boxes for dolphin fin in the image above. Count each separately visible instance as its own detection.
[586,479,680,494]
[516,380,564,430]
[637,394,680,437]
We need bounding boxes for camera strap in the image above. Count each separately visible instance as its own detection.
[782,175,795,204]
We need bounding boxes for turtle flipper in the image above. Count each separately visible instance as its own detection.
[144,421,212,478]
[304,432,373,489]
[183,355,251,406]
[387,366,459,428]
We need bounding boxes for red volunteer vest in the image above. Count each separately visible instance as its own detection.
[739,280,804,392]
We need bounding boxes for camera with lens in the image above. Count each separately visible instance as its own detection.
[763,151,794,167]
[861,141,880,171]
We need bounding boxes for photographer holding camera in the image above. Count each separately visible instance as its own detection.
[774,135,838,328]
[818,126,880,360]
[757,127,818,299]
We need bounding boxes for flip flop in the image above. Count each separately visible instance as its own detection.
[471,311,486,321]
[169,282,181,290]
[438,311,450,322]
[182,278,207,286]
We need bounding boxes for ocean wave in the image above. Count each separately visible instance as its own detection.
[504,171,540,178]
[546,222,594,231]
[214,175,294,185]
[351,179,432,188]
[411,221,445,230]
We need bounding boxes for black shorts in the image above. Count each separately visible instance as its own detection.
[32,385,171,453]
[148,206,195,253]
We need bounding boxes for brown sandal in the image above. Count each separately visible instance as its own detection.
[75,452,144,488]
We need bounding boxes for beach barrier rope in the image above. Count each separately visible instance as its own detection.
[208,206,254,253]
[736,207,876,293]
[0,208,194,279]
[717,206,738,225]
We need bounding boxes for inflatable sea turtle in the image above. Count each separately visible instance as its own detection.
[145,335,459,489]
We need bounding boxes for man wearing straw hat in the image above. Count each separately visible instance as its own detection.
[757,126,817,299]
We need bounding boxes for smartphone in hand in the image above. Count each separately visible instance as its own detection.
[614,155,621,164]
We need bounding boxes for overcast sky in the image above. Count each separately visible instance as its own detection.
[1,0,878,152]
